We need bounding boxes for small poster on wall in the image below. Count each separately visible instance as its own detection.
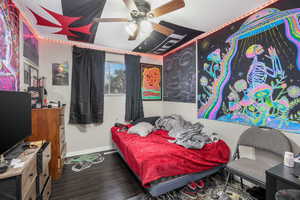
[52,62,69,86]
[141,63,162,101]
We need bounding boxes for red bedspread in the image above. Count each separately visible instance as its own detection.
[111,125,230,187]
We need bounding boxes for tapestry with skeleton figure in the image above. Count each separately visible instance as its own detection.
[197,0,300,133]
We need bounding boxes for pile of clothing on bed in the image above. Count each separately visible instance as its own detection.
[125,114,220,150]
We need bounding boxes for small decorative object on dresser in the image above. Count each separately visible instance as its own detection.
[0,141,52,200]
[27,107,67,180]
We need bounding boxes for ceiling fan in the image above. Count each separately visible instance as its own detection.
[94,0,185,40]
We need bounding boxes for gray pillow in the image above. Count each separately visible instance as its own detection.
[128,122,154,137]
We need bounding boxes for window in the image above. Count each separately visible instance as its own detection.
[105,62,126,95]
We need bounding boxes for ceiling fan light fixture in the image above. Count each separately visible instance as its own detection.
[125,22,138,36]
[140,20,153,35]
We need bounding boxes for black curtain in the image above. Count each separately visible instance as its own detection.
[69,46,105,124]
[125,54,144,121]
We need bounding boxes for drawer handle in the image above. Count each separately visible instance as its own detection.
[29,173,34,177]
[46,154,50,158]
[44,173,47,177]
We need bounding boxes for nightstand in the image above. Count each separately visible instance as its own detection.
[266,163,300,200]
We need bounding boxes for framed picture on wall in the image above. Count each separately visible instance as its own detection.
[52,62,69,86]
[24,60,39,87]
[24,62,30,85]
[30,66,38,87]
[141,63,162,101]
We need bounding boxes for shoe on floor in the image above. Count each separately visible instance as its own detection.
[181,186,198,199]
[195,179,205,189]
[187,182,198,190]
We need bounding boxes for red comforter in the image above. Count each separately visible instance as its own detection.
[111,125,230,187]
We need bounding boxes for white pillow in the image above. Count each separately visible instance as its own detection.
[127,122,154,137]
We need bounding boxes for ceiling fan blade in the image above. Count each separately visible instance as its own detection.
[93,18,130,22]
[128,24,140,40]
[151,23,174,36]
[150,0,185,17]
[123,0,138,11]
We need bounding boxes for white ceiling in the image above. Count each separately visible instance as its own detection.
[14,0,271,53]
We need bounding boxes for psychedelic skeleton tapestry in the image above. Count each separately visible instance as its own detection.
[141,63,162,101]
[197,0,300,133]
[0,0,19,91]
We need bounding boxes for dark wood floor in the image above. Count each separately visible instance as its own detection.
[51,153,144,200]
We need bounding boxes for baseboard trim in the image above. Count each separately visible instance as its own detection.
[66,145,114,158]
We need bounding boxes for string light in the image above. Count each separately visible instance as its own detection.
[12,0,162,60]
[163,0,280,57]
[13,0,279,60]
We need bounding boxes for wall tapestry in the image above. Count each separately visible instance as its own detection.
[164,44,196,103]
[0,0,19,91]
[52,62,69,86]
[23,23,38,65]
[141,63,162,101]
[197,0,300,133]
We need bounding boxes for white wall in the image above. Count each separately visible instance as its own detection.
[36,39,300,159]
[38,40,163,155]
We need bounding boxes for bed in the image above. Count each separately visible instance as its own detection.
[111,124,230,197]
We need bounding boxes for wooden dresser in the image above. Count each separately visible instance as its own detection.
[27,108,67,180]
[0,142,51,200]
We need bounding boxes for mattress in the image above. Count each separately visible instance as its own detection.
[111,125,230,188]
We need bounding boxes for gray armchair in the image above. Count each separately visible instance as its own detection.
[224,126,292,191]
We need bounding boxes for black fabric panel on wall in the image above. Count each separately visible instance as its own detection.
[125,54,144,121]
[69,46,105,124]
[163,43,197,103]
